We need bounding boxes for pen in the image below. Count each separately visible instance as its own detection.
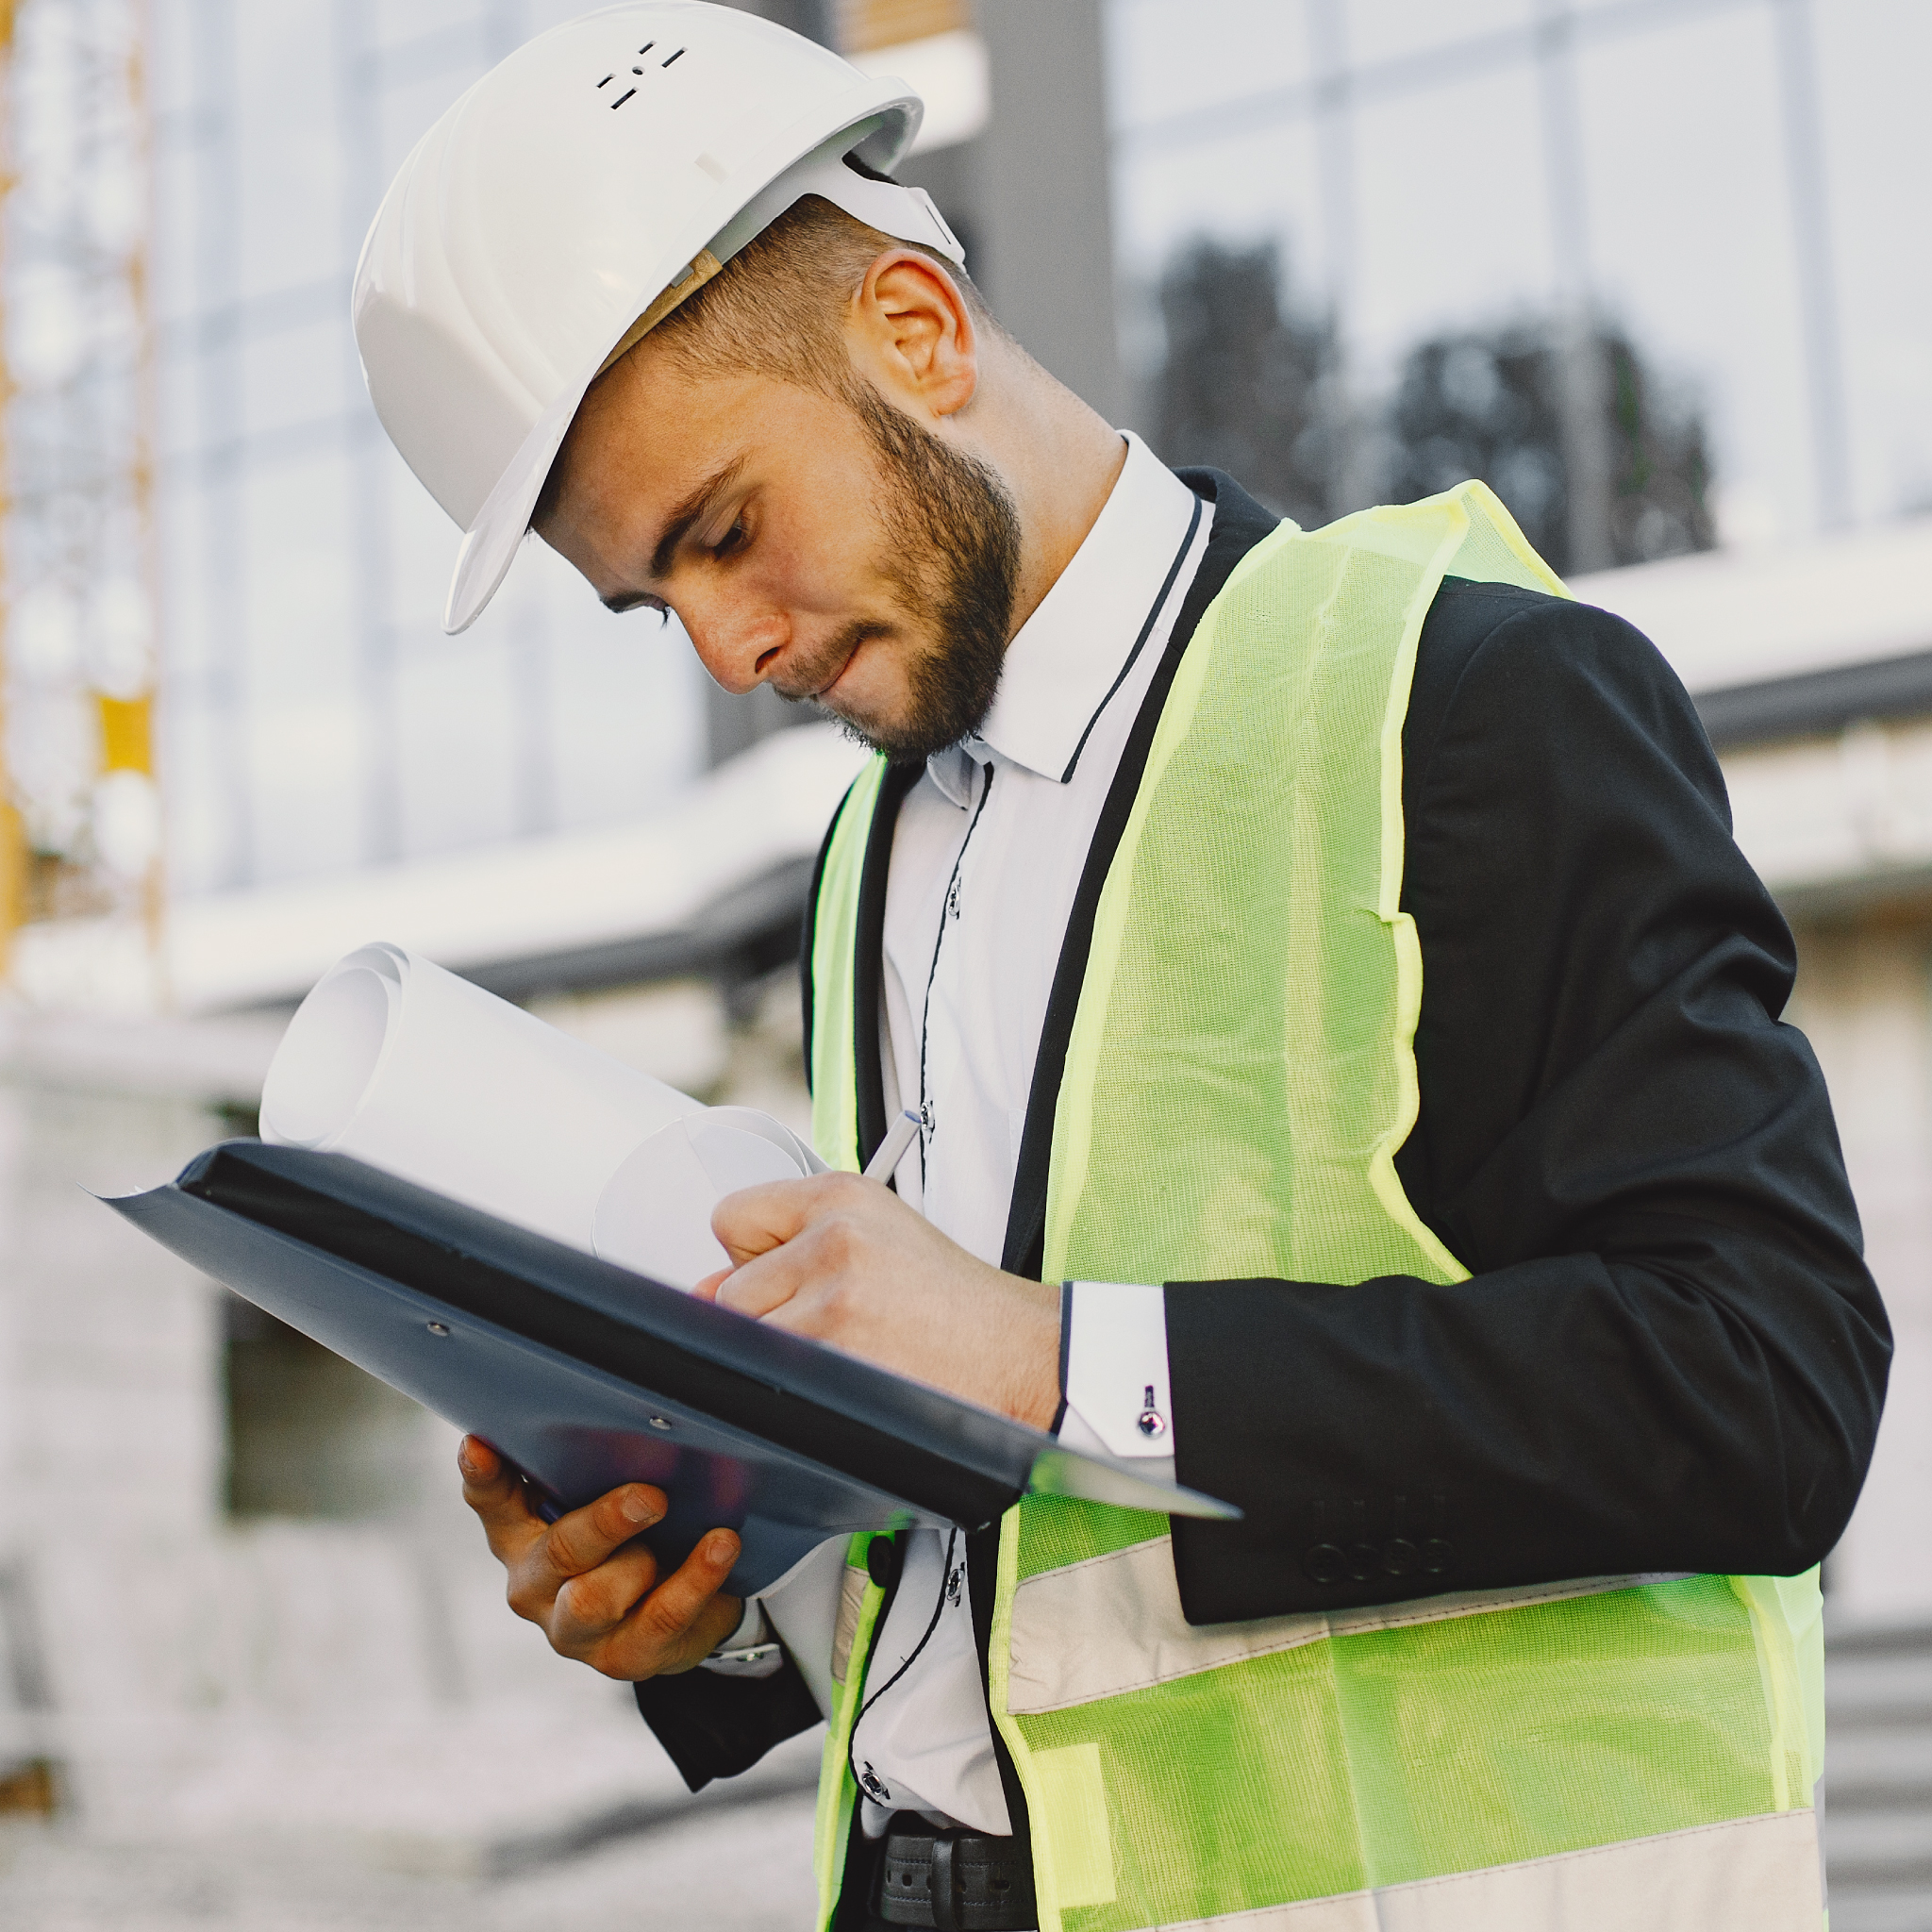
[862,1108,924,1183]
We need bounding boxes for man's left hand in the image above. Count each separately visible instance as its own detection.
[695,1174,1061,1429]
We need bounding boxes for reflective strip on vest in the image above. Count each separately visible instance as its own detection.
[1126,1811,1821,1930]
[812,1535,889,1930]
[805,482,1825,1932]
[1003,1533,1692,1716]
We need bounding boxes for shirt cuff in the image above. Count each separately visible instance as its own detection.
[697,1598,784,1678]
[1056,1281,1175,1463]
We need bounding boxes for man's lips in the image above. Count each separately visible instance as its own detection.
[768,650,850,707]
[815,644,861,704]
[805,627,887,708]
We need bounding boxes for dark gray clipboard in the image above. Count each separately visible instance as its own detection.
[106,1141,1235,1594]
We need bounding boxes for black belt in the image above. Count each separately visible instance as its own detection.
[876,1824,1038,1930]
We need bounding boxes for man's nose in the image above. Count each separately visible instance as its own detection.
[681,598,789,696]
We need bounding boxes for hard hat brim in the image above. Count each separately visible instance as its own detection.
[444,379,583,635]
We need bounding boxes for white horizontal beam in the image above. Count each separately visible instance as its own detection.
[1573,514,1932,697]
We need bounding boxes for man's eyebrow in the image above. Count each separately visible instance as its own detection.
[648,455,748,582]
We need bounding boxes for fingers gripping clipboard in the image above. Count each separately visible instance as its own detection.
[108,1141,1238,1596]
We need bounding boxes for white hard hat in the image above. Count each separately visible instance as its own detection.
[352,2,965,635]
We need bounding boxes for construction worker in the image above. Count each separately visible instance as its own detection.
[353,8,1888,1928]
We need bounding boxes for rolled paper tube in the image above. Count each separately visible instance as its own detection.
[261,942,708,1257]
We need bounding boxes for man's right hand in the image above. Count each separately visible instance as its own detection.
[458,1436,744,1680]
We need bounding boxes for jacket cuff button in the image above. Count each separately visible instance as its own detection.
[1381,1538,1419,1577]
[1302,1542,1347,1585]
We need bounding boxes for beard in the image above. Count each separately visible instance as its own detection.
[777,383,1021,765]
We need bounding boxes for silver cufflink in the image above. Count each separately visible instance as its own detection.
[1136,1384,1167,1439]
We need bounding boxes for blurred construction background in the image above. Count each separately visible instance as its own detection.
[0,0,1928,1926]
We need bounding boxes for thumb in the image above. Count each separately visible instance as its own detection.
[709,1177,815,1267]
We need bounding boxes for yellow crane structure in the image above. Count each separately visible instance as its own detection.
[0,0,19,969]
[838,0,972,50]
[0,0,159,1007]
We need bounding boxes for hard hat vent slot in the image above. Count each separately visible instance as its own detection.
[599,42,680,108]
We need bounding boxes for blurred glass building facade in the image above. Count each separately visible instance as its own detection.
[149,0,708,903]
[1109,0,1928,548]
[4,0,1922,930]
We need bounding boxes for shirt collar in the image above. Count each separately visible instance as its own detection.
[926,433,1204,805]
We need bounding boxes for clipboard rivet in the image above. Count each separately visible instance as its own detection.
[426,1322,451,1337]
[648,1415,674,1430]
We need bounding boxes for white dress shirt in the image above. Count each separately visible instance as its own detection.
[706,436,1215,1836]
[834,433,1214,1832]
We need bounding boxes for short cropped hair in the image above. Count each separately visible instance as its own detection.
[533,194,996,528]
[650,190,997,391]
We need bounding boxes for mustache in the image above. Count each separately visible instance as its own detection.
[771,618,896,705]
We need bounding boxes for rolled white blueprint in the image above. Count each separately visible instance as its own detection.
[259,942,821,1287]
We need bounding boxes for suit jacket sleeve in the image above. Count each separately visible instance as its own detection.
[1166,580,1891,1624]
[633,1654,823,1792]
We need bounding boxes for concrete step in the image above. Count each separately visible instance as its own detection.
[1823,1807,1932,1886]
[1825,1884,1932,1932]
[0,1786,821,1932]
[1825,1622,1932,1924]
[1825,1655,1932,1730]
[1827,1624,1932,1661]
[1828,1730,1932,1809]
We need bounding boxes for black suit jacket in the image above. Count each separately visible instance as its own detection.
[637,469,1890,1786]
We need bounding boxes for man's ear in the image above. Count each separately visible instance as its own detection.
[850,249,979,421]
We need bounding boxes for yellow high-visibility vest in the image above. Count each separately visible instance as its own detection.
[806,482,1824,1932]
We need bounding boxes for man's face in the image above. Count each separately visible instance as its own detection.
[536,346,1020,762]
